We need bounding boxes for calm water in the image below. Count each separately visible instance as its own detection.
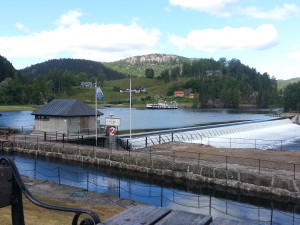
[0,108,274,131]
[100,108,275,130]
[0,110,33,131]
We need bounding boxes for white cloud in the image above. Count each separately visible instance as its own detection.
[0,10,161,64]
[240,4,300,20]
[169,0,237,17]
[56,9,82,27]
[15,23,30,33]
[169,24,278,52]
[169,1,300,20]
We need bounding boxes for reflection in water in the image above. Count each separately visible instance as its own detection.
[3,153,300,225]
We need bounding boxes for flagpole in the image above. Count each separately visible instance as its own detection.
[95,79,98,146]
[129,77,132,140]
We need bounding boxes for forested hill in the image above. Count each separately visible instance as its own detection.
[20,58,127,80]
[0,55,18,82]
[0,53,299,108]
[106,54,280,108]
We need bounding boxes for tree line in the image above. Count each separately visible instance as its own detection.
[145,58,279,108]
[0,56,106,105]
[283,81,300,111]
[0,54,299,111]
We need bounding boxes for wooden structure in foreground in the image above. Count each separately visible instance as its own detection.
[101,205,248,225]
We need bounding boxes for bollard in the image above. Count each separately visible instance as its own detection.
[34,162,37,179]
[86,172,89,191]
[57,167,61,185]
[294,164,296,180]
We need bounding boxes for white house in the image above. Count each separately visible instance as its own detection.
[32,99,103,135]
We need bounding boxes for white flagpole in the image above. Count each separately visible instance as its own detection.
[129,77,132,140]
[95,79,98,146]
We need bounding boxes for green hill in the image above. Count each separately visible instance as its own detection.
[277,78,300,90]
[61,77,192,107]
[1,53,299,108]
[20,58,127,80]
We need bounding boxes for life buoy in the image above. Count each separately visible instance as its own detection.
[108,127,117,136]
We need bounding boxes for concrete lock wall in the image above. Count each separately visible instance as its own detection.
[4,141,300,200]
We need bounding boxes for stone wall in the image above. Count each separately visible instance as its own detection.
[4,141,300,200]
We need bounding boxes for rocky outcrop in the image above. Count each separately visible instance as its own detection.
[125,54,185,64]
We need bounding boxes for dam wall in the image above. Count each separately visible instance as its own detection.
[121,118,300,150]
[3,140,300,201]
[291,114,300,125]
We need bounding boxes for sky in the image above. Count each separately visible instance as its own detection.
[0,0,300,80]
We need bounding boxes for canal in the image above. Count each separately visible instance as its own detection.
[2,152,299,225]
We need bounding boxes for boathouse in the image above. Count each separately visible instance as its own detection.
[31,99,103,135]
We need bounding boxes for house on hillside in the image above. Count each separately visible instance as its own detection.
[31,99,103,135]
[174,91,185,98]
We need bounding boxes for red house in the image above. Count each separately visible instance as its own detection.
[174,91,185,98]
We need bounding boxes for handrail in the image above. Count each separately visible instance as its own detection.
[0,157,101,225]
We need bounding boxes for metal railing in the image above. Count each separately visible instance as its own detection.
[2,134,300,180]
[7,157,300,225]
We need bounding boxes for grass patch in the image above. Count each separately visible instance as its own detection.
[0,195,123,225]
[56,77,196,107]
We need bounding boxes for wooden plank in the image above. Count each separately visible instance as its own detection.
[210,217,250,225]
[155,210,212,225]
[102,205,171,225]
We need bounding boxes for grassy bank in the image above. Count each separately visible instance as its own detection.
[60,77,195,107]
[0,105,37,111]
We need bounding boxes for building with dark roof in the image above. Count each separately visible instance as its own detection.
[32,99,103,135]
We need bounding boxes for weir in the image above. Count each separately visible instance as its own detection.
[120,118,300,150]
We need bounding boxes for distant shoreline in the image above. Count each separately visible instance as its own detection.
[0,105,37,111]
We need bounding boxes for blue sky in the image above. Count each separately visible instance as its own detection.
[1,0,300,80]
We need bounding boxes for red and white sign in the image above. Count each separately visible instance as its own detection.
[108,127,117,135]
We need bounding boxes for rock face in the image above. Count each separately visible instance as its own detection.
[125,54,184,64]
[5,141,300,201]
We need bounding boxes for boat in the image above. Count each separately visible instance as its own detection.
[146,100,178,109]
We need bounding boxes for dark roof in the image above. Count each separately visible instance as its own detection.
[32,99,103,117]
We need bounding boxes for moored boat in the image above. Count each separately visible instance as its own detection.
[146,100,178,109]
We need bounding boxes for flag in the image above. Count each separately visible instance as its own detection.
[96,84,104,100]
